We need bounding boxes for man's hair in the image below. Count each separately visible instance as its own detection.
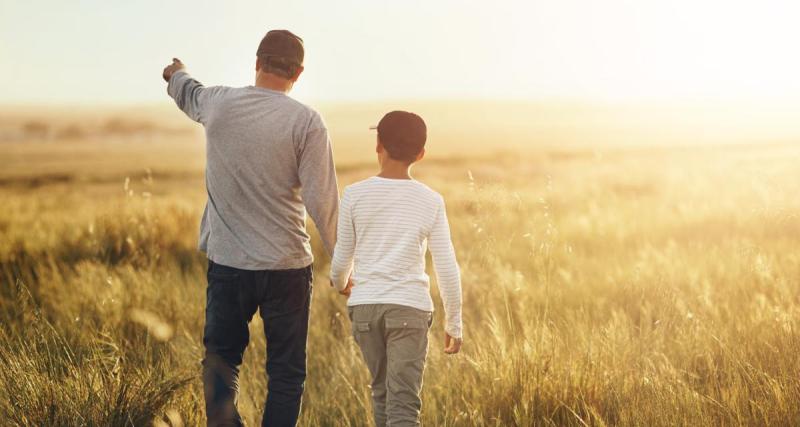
[256,30,304,79]
[258,56,301,79]
[376,111,427,163]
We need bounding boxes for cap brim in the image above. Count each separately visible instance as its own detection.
[369,126,378,130]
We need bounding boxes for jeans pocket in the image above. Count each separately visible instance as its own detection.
[207,260,241,280]
[264,266,312,313]
[204,266,246,350]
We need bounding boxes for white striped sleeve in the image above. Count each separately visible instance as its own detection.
[329,188,355,291]
[429,196,463,338]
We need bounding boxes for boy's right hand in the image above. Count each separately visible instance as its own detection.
[338,276,354,297]
[444,333,462,354]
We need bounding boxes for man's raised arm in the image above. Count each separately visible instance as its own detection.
[162,58,225,124]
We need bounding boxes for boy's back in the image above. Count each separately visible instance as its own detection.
[334,177,460,328]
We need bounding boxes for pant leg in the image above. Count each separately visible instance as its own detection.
[383,305,432,427]
[350,305,389,427]
[202,261,259,427]
[259,265,313,427]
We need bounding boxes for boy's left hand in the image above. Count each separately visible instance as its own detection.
[444,333,462,354]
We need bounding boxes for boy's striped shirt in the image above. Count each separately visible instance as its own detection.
[330,176,463,338]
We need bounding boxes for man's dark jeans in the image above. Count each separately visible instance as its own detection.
[203,260,313,427]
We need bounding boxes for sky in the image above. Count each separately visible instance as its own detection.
[1,0,799,105]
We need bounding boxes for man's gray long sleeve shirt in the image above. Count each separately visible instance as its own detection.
[168,71,339,270]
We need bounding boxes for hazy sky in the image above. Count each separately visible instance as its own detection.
[2,0,798,104]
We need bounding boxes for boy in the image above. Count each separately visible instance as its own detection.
[330,111,463,427]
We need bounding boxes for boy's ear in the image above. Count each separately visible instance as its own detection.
[255,58,261,72]
[376,139,384,153]
[416,148,425,161]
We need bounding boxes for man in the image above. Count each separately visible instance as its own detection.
[162,30,339,426]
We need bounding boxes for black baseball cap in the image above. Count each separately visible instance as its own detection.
[256,30,304,65]
[371,111,427,162]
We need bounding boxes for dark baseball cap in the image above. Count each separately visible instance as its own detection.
[256,30,304,65]
[371,111,427,162]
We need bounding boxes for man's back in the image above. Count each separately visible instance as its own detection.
[168,71,338,270]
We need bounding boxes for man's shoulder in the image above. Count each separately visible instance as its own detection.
[275,96,325,129]
[205,84,236,96]
[225,88,324,122]
[277,94,317,112]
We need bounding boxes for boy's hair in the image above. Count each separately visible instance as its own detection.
[374,111,427,163]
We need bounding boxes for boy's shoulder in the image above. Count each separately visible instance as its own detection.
[410,179,443,201]
[344,178,443,203]
[342,177,377,196]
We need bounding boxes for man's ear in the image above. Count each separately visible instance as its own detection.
[291,66,305,82]
[376,139,384,153]
[255,58,261,72]
[416,148,426,161]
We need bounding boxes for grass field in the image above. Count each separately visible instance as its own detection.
[2,103,800,426]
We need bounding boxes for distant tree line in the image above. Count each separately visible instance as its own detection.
[2,118,192,142]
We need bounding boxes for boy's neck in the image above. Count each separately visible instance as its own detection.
[378,161,413,180]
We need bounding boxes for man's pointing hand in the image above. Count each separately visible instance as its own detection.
[162,58,185,82]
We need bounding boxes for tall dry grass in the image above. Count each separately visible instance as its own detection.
[1,141,800,426]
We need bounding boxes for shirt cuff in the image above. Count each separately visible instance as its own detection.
[445,322,463,339]
[329,271,348,291]
[166,70,188,97]
[170,70,188,82]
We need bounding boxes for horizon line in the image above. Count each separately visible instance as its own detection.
[2,95,799,111]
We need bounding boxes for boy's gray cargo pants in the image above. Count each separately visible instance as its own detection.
[348,304,432,427]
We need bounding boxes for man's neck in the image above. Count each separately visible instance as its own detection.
[255,73,293,93]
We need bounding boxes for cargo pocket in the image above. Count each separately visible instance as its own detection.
[353,321,371,334]
[385,317,430,331]
[385,317,429,362]
[352,321,371,345]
